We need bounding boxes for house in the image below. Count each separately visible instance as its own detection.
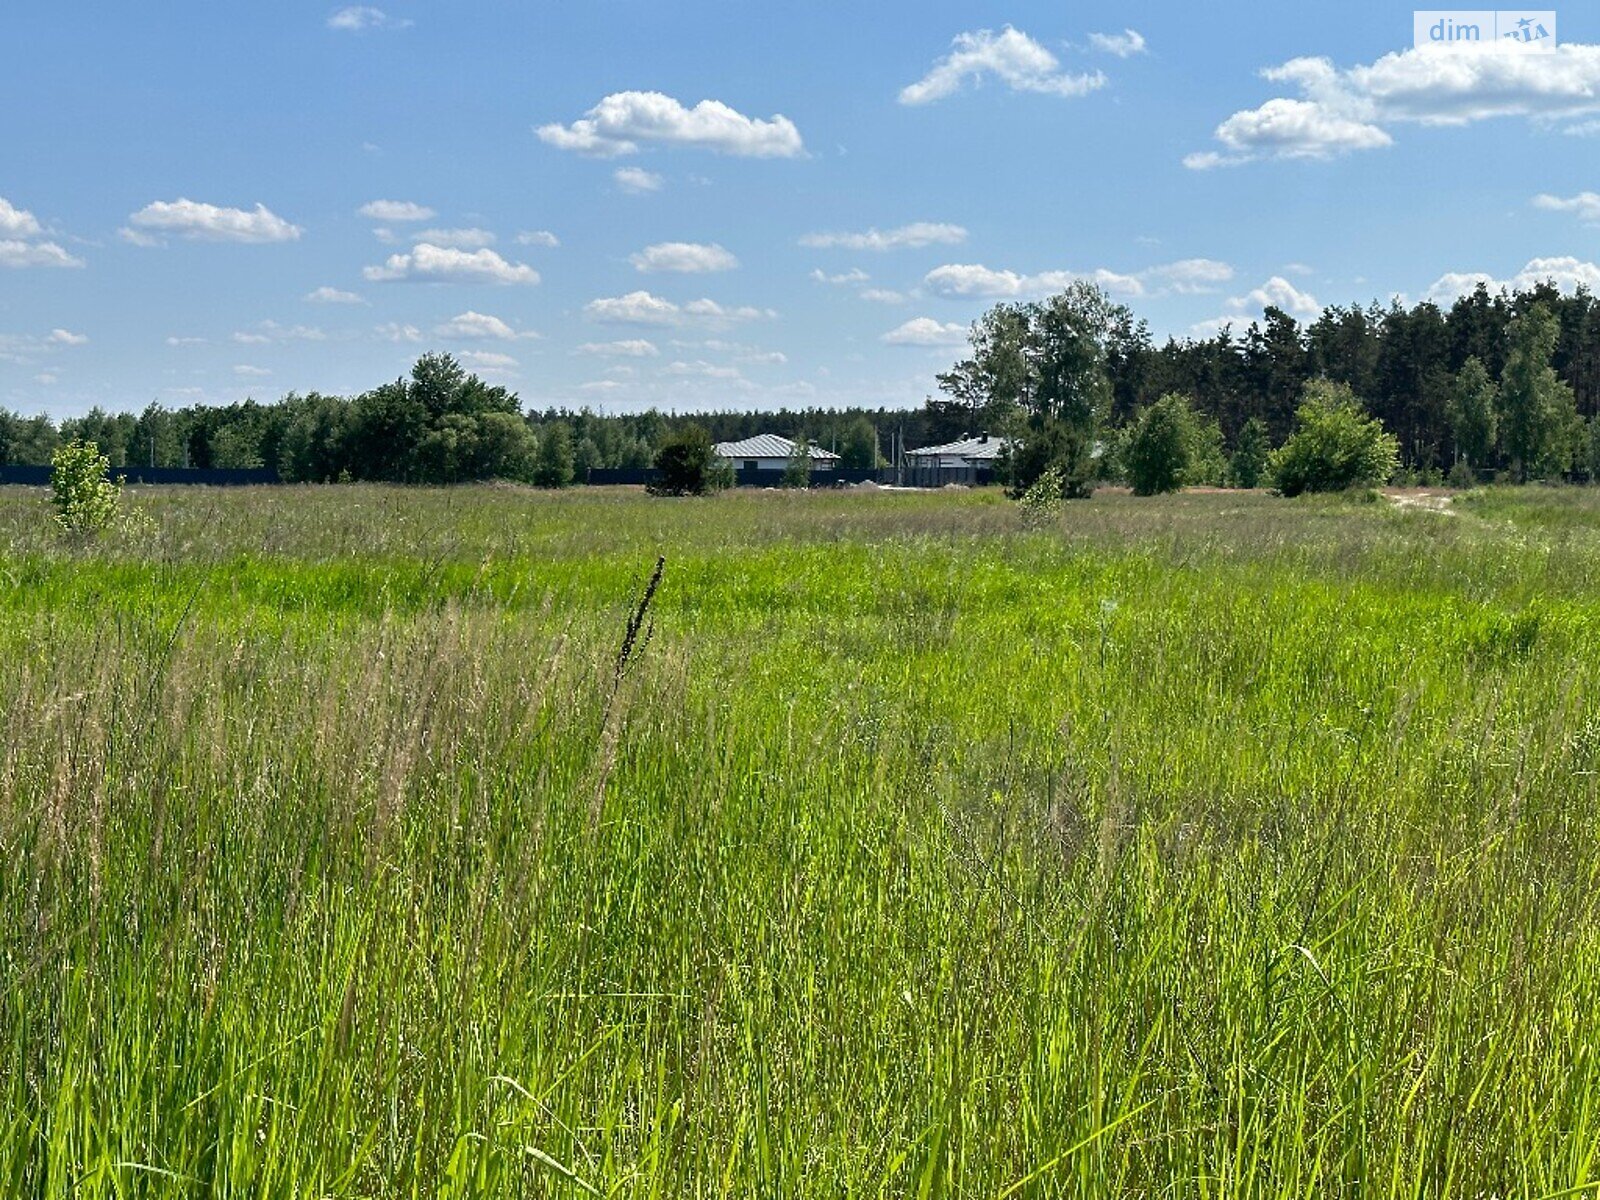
[714,434,841,474]
[903,434,1010,471]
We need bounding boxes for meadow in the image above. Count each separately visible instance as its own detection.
[4,482,1600,1197]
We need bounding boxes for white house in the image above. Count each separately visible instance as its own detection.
[903,434,1010,471]
[714,434,841,473]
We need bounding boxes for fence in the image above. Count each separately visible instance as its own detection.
[0,465,281,487]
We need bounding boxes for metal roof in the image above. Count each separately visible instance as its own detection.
[905,435,1010,462]
[714,434,841,461]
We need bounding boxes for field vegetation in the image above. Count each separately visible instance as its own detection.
[5,483,1600,1196]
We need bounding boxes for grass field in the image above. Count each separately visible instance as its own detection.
[5,483,1600,1197]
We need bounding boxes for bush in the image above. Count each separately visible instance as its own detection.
[532,422,575,488]
[1005,419,1095,501]
[50,439,122,535]
[650,424,726,496]
[1270,380,1400,497]
[781,437,813,489]
[1229,418,1270,489]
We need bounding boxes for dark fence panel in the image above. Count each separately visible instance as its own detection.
[0,465,280,487]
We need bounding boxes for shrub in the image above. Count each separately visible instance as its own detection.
[781,437,813,489]
[650,424,726,496]
[50,439,122,535]
[1005,419,1095,501]
[1270,380,1400,497]
[1018,465,1066,527]
[1229,418,1271,489]
[532,422,575,488]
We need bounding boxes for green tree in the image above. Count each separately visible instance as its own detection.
[1125,394,1194,496]
[1270,379,1400,496]
[532,422,575,488]
[1229,417,1271,489]
[50,439,122,535]
[781,437,813,489]
[1447,356,1498,472]
[838,417,880,470]
[650,424,725,496]
[1499,304,1580,481]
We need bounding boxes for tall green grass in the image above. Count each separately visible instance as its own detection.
[4,484,1600,1196]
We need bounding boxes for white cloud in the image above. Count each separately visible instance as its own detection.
[48,328,88,346]
[0,239,83,268]
[924,257,1233,300]
[127,199,302,243]
[231,321,326,344]
[738,350,788,365]
[538,91,804,157]
[411,226,495,249]
[306,285,366,304]
[434,310,537,340]
[1532,191,1600,224]
[363,243,540,284]
[1088,29,1147,58]
[358,199,434,222]
[1190,43,1600,166]
[861,288,908,304]
[375,322,423,343]
[1426,256,1600,302]
[516,229,560,247]
[1229,275,1321,316]
[662,359,744,380]
[166,336,207,346]
[882,317,969,346]
[234,364,272,378]
[800,221,967,251]
[575,339,660,357]
[0,197,42,238]
[630,241,739,273]
[327,6,411,31]
[900,27,1106,105]
[33,373,57,385]
[584,290,772,326]
[614,167,664,194]
[811,268,870,285]
[458,350,518,371]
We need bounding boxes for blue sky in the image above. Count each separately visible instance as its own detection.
[4,1,1599,418]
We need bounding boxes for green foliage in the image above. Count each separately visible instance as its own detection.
[1270,379,1401,496]
[650,423,724,496]
[49,438,122,535]
[1229,417,1271,489]
[1017,464,1066,526]
[1499,304,1580,481]
[838,417,881,470]
[1124,393,1225,495]
[1005,418,1097,500]
[781,436,814,489]
[532,421,576,488]
[1447,356,1499,469]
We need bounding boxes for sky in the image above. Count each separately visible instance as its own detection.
[4,1,1600,419]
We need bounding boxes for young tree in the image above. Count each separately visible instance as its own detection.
[1447,356,1498,472]
[1270,379,1400,496]
[1125,394,1194,495]
[1229,417,1271,489]
[1499,304,1580,481]
[781,437,813,488]
[532,422,575,488]
[838,417,880,470]
[650,424,725,496]
[50,439,122,535]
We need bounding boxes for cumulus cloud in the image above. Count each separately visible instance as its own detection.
[234,364,272,378]
[861,288,909,304]
[538,91,804,157]
[1189,42,1600,166]
[0,239,83,268]
[882,317,969,346]
[126,199,302,243]
[811,268,871,285]
[434,310,537,340]
[800,222,967,251]
[358,199,435,222]
[48,329,88,346]
[458,350,518,372]
[1230,275,1321,316]
[614,167,664,194]
[411,227,495,249]
[924,257,1233,300]
[327,6,411,31]
[231,321,326,345]
[1088,29,1147,58]
[630,241,739,273]
[0,197,42,238]
[516,229,560,247]
[584,290,772,326]
[375,322,423,343]
[306,285,365,304]
[575,339,660,357]
[363,243,540,284]
[900,27,1106,105]
[1532,191,1600,224]
[1426,256,1600,302]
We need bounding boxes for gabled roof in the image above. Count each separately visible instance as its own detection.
[714,434,841,461]
[906,435,1010,462]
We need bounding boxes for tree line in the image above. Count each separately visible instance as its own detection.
[4,279,1598,488]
